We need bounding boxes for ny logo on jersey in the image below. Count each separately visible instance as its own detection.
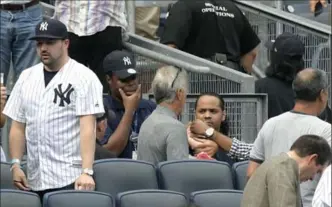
[40,22,48,31]
[53,84,74,107]
[123,57,131,65]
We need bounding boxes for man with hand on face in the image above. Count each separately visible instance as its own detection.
[3,19,104,199]
[101,50,156,159]
[188,92,253,162]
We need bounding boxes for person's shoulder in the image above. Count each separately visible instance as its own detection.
[138,99,157,112]
[303,114,331,128]
[262,112,286,126]
[24,62,43,75]
[255,77,271,85]
[268,154,297,173]
[17,63,43,81]
[256,77,286,88]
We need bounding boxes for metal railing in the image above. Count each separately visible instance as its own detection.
[124,33,255,94]
[145,93,268,143]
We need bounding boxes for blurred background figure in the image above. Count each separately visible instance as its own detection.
[0,0,42,86]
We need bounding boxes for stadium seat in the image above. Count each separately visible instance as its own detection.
[0,189,41,207]
[43,190,114,207]
[232,161,249,190]
[157,160,234,198]
[116,189,188,207]
[1,162,15,189]
[93,159,159,197]
[190,189,243,207]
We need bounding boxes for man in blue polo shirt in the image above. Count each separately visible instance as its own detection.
[100,50,156,159]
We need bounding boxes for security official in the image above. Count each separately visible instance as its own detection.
[161,0,261,74]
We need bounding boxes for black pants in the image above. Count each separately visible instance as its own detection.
[68,26,123,92]
[33,182,75,202]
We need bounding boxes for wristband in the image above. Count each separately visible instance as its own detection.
[10,159,22,172]
[11,159,21,165]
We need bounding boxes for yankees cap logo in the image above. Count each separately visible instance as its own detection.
[123,56,132,66]
[40,22,48,31]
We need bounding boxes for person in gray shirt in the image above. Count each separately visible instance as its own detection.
[247,68,331,207]
[137,65,189,165]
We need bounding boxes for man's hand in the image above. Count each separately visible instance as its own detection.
[75,174,95,191]
[12,165,30,191]
[119,84,141,113]
[190,119,210,136]
[0,85,6,106]
[193,139,219,157]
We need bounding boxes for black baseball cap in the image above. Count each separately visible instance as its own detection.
[103,50,138,79]
[29,18,68,40]
[265,33,305,56]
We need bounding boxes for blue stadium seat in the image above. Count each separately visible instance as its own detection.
[232,161,249,190]
[157,160,234,198]
[1,162,15,189]
[43,190,113,207]
[116,189,188,207]
[93,159,158,197]
[190,189,243,207]
[0,189,41,207]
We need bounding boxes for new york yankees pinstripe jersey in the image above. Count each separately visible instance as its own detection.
[3,58,104,191]
[312,165,331,207]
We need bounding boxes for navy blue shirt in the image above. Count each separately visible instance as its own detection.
[102,95,156,158]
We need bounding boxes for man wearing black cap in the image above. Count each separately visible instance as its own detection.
[3,18,105,198]
[255,32,306,119]
[255,33,331,123]
[100,50,156,159]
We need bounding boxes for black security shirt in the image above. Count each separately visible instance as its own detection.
[161,0,261,62]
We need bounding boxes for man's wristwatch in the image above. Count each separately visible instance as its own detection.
[82,168,94,176]
[205,127,215,139]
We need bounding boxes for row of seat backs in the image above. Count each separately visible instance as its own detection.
[1,159,249,198]
[0,189,243,207]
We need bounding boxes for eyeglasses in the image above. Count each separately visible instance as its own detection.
[171,67,182,88]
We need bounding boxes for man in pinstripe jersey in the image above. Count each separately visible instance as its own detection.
[312,165,331,207]
[3,19,104,199]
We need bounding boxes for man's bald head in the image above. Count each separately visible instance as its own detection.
[292,68,328,102]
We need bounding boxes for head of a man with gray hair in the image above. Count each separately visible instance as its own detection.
[292,68,329,116]
[152,65,189,115]
[136,65,190,165]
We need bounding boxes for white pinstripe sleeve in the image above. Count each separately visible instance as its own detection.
[312,165,331,207]
[3,72,26,123]
[75,73,105,117]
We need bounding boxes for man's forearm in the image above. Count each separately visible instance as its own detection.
[9,121,26,161]
[240,46,258,73]
[80,115,96,169]
[103,110,134,155]
[0,102,6,127]
[247,161,261,180]
[214,132,233,152]
[0,113,6,128]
